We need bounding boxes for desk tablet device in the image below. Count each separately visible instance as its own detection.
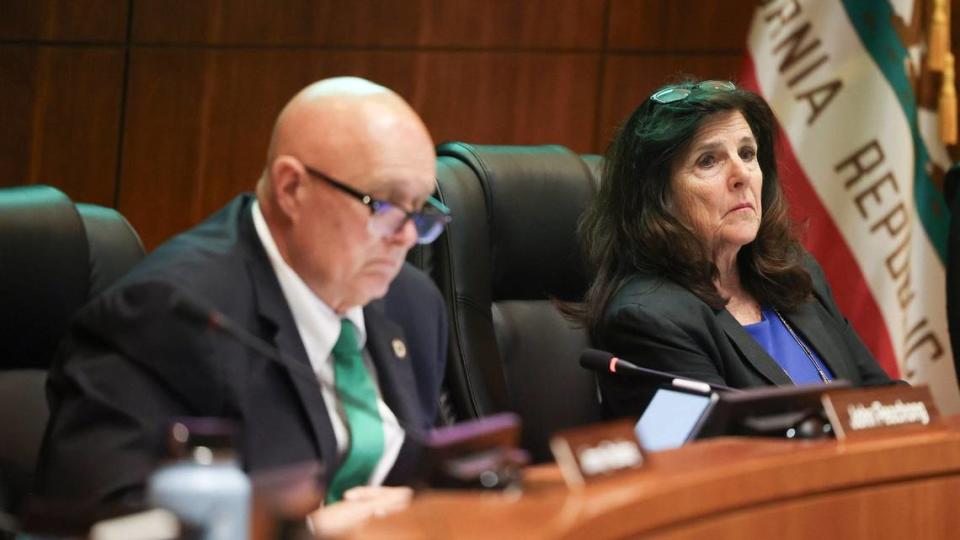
[634,386,718,451]
[635,381,851,451]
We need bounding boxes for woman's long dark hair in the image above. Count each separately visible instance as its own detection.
[577,80,812,339]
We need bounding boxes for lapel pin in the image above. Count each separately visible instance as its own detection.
[391,339,407,359]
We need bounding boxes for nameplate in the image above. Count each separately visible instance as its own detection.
[549,419,645,489]
[821,384,940,441]
[423,412,526,490]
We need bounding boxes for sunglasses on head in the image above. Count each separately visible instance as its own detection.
[650,80,736,104]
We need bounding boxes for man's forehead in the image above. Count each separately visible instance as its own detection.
[288,83,435,197]
[354,164,436,200]
[320,124,434,188]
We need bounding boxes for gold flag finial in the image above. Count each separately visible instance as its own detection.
[929,0,949,71]
[940,52,957,144]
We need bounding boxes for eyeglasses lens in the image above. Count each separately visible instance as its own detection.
[650,80,735,104]
[367,201,450,244]
[412,214,445,245]
[700,80,736,91]
[651,87,691,104]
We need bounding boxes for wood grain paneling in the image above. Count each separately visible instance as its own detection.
[132,0,604,49]
[349,419,960,539]
[608,0,755,51]
[596,54,746,149]
[415,52,600,150]
[0,46,124,206]
[0,0,128,42]
[646,477,960,540]
[119,47,601,249]
[118,48,238,251]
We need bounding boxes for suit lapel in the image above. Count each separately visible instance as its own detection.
[364,300,425,484]
[717,309,793,385]
[239,204,340,472]
[363,301,424,435]
[780,302,853,381]
[236,197,425,482]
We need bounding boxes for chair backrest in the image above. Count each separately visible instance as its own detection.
[431,142,602,461]
[0,185,144,518]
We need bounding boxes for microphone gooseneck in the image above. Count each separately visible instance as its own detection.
[172,294,430,444]
[578,348,738,394]
[173,293,529,492]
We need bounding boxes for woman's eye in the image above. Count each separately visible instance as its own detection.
[696,155,716,168]
[739,147,757,161]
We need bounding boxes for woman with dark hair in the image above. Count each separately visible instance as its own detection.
[579,79,890,417]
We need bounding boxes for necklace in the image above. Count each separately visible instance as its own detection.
[772,309,830,383]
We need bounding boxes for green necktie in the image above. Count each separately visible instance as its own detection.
[325,319,385,503]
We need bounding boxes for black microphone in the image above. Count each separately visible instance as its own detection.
[579,348,739,394]
[171,293,429,443]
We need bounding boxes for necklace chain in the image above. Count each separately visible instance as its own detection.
[772,309,830,383]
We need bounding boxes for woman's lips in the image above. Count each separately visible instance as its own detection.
[728,202,754,214]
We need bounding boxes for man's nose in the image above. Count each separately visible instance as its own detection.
[387,217,418,248]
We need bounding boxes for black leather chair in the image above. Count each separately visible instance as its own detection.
[430,142,602,462]
[0,185,144,524]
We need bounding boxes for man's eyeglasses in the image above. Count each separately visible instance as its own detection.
[302,164,452,245]
[650,80,736,104]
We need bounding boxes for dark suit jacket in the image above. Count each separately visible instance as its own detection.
[36,194,447,509]
[597,255,891,417]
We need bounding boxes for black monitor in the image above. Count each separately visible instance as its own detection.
[634,381,851,451]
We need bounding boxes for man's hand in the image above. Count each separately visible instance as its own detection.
[308,486,414,537]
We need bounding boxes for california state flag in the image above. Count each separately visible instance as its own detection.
[744,0,959,413]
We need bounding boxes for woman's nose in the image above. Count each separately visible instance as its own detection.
[727,157,750,189]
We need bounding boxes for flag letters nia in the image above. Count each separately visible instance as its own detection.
[743,0,959,412]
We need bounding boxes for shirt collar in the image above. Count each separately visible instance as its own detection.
[251,200,365,357]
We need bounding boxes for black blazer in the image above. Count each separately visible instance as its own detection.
[37,194,447,509]
[597,255,890,417]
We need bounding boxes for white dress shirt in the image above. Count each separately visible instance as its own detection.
[251,201,404,487]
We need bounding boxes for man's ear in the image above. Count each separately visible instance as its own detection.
[269,155,305,222]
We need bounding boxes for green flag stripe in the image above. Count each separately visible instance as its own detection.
[841,0,949,262]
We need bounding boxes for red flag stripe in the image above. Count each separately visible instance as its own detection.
[740,56,900,378]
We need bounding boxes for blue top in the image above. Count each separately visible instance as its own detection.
[744,307,833,384]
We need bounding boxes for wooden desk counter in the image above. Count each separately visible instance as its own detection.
[346,417,960,539]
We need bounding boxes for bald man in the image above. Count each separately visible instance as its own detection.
[36,78,450,516]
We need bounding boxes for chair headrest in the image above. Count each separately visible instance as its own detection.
[76,203,145,298]
[0,186,90,369]
[437,143,597,301]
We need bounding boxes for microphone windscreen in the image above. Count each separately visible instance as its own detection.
[579,348,615,372]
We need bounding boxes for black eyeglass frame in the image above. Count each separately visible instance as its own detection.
[650,80,737,104]
[301,163,452,243]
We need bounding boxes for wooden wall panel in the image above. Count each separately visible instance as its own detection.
[132,0,605,48]
[596,54,747,149]
[119,48,233,250]
[1,0,767,249]
[119,48,601,248]
[608,0,754,51]
[0,0,128,42]
[0,46,124,206]
[414,52,600,150]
